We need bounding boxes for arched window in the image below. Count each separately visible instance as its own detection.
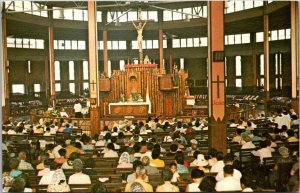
[69,61,74,80]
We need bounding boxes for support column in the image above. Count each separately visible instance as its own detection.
[251,33,257,92]
[158,10,164,73]
[167,39,173,74]
[88,1,100,135]
[263,2,270,104]
[103,29,108,75]
[2,12,9,121]
[291,1,299,113]
[48,8,56,108]
[159,29,164,74]
[207,2,227,153]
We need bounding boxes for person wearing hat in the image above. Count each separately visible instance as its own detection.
[187,139,199,157]
[194,154,210,173]
[268,146,295,189]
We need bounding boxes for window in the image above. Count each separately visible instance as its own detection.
[153,40,159,49]
[69,61,75,80]
[119,41,126,50]
[30,39,36,49]
[23,38,29,48]
[7,37,15,47]
[27,60,31,73]
[286,29,291,39]
[128,11,137,21]
[69,83,75,94]
[16,38,22,48]
[256,32,263,42]
[72,40,78,49]
[228,35,234,45]
[83,82,89,90]
[34,84,41,92]
[173,39,180,48]
[98,41,103,50]
[180,58,184,69]
[271,30,278,41]
[260,78,264,87]
[235,56,242,76]
[134,59,138,64]
[226,1,235,13]
[187,38,193,47]
[260,55,264,75]
[244,1,254,9]
[108,60,112,78]
[278,29,285,40]
[235,1,244,12]
[132,41,138,49]
[173,10,182,20]
[36,39,44,49]
[83,61,89,80]
[236,79,242,87]
[97,11,102,22]
[55,83,61,92]
[275,54,278,75]
[54,61,60,81]
[225,57,227,76]
[78,41,85,50]
[180,39,187,48]
[200,37,207,47]
[241,33,250,43]
[12,84,25,94]
[163,40,167,48]
[148,11,158,22]
[193,38,200,47]
[120,60,125,71]
[235,34,241,44]
[279,53,282,74]
[163,10,172,21]
[59,40,65,49]
[65,40,71,49]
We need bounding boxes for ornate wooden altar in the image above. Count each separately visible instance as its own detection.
[99,64,189,117]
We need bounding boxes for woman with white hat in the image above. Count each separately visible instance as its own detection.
[194,154,210,173]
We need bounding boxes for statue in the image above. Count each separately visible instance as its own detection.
[173,64,179,86]
[144,55,150,64]
[132,20,147,64]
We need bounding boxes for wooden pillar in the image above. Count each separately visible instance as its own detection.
[158,10,164,73]
[263,2,270,101]
[291,1,299,113]
[159,29,164,74]
[88,1,100,135]
[2,12,9,121]
[251,33,257,92]
[48,8,56,108]
[103,29,108,75]
[207,1,227,153]
[167,39,173,74]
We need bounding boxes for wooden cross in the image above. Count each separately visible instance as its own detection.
[90,80,96,92]
[212,75,224,98]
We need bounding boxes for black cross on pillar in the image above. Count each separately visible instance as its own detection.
[212,75,224,98]
[90,80,96,92]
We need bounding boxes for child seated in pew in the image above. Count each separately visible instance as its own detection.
[169,163,181,183]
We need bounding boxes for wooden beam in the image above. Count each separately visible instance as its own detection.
[207,1,227,153]
[263,2,270,96]
[48,8,56,108]
[291,1,298,98]
[88,1,100,135]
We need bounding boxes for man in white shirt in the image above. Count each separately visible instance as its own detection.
[215,155,242,181]
[68,159,91,184]
[210,151,225,173]
[241,135,256,149]
[251,140,272,164]
[215,165,242,191]
[52,140,63,158]
[73,100,82,118]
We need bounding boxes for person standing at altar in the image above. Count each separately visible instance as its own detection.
[73,100,82,118]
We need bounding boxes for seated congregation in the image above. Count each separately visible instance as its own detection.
[2,108,299,192]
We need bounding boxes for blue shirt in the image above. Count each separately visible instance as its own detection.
[177,164,189,174]
[63,127,72,134]
[10,170,22,177]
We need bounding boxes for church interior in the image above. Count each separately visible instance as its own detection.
[1,1,299,192]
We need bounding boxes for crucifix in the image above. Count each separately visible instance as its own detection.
[90,80,97,92]
[212,75,224,98]
[132,8,147,64]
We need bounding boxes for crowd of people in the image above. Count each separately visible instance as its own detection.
[1,107,299,192]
